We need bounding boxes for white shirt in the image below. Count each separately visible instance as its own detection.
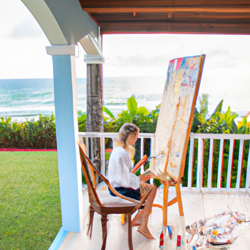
[108,147,140,190]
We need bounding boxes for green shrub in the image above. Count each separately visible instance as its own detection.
[0,114,56,149]
[2,94,249,188]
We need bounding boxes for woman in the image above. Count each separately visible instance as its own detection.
[108,123,157,239]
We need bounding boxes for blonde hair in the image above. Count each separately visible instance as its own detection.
[113,123,138,157]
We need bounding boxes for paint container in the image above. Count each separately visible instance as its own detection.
[159,230,164,249]
[176,235,181,249]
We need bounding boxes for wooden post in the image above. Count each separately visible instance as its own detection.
[81,33,104,182]
[86,62,104,182]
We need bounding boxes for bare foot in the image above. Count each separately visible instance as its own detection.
[137,226,155,239]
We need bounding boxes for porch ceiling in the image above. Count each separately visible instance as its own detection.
[78,0,250,34]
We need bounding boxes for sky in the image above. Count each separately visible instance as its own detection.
[1,0,250,115]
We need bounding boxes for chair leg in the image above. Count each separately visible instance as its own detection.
[127,213,133,250]
[101,215,108,250]
[87,206,95,239]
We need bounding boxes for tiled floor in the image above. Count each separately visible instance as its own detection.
[59,187,250,250]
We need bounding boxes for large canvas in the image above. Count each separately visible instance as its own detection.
[150,55,205,182]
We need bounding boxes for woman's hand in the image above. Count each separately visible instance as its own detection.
[139,171,155,182]
[161,180,169,185]
[139,174,147,182]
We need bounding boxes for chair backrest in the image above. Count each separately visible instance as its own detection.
[78,142,117,207]
[78,142,102,208]
[77,141,141,206]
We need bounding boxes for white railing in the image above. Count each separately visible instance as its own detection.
[78,132,250,190]
[190,133,250,191]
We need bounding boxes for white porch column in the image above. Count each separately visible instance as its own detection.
[46,45,82,232]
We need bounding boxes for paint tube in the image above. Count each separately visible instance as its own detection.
[190,234,198,246]
[196,235,207,248]
[164,170,178,185]
[167,225,173,240]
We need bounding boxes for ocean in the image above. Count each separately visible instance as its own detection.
[0,76,166,121]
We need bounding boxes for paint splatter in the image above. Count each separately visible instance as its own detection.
[174,69,185,94]
[170,162,176,168]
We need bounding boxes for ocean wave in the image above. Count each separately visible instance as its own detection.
[0,106,55,112]
[31,92,53,98]
[105,102,126,105]
[41,100,54,105]
[0,77,164,119]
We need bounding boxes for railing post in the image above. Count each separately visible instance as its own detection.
[100,137,106,176]
[86,137,89,156]
[207,138,214,188]
[227,139,235,189]
[217,139,224,188]
[245,141,250,190]
[197,138,204,190]
[140,138,144,159]
[140,137,145,173]
[78,136,84,145]
[149,136,155,175]
[236,139,244,188]
[188,138,194,188]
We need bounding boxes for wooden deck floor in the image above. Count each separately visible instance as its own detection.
[59,187,250,250]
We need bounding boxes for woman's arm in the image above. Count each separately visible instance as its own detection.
[139,170,156,182]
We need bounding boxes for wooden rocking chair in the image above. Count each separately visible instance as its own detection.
[77,142,152,250]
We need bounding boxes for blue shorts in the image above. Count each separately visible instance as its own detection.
[108,187,141,201]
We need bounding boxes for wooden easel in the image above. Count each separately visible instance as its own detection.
[150,55,206,249]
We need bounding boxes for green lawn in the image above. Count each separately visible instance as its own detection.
[0,152,61,250]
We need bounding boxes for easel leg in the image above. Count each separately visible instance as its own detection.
[163,184,169,226]
[162,184,169,249]
[175,184,185,250]
[175,184,184,216]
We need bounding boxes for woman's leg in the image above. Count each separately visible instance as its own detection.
[132,181,157,239]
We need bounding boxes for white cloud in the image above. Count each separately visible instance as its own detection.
[0,1,250,113]
[103,34,250,113]
[10,18,44,38]
[0,0,52,79]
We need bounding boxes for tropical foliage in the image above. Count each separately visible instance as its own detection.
[237,116,250,134]
[103,96,160,133]
[192,95,238,134]
[1,95,250,189]
[182,95,249,188]
[0,114,56,149]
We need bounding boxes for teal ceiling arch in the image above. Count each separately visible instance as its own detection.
[22,0,98,45]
